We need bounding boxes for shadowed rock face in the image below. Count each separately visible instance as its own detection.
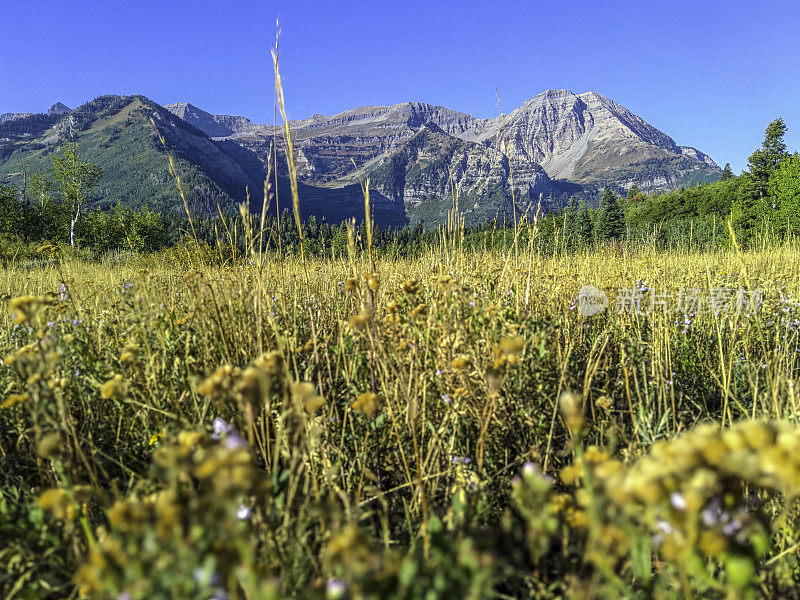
[167,90,720,196]
[165,103,240,138]
[366,123,555,226]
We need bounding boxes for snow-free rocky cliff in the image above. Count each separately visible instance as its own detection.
[166,89,721,200]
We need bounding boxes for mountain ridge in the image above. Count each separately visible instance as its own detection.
[0,94,410,227]
[0,90,722,230]
[1,102,71,124]
[164,89,720,196]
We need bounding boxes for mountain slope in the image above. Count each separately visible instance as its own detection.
[0,95,265,216]
[172,90,720,212]
[366,123,556,226]
[0,112,33,124]
[1,90,721,230]
[0,95,408,227]
[486,90,720,189]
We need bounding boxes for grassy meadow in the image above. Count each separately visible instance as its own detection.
[4,236,800,598]
[3,42,800,598]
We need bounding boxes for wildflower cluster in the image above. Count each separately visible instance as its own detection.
[7,294,58,325]
[196,351,285,411]
[592,421,800,592]
[72,426,272,599]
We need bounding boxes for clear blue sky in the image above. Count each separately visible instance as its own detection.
[2,0,798,173]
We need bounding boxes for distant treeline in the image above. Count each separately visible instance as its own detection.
[1,118,798,258]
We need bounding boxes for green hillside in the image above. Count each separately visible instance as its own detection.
[0,95,262,217]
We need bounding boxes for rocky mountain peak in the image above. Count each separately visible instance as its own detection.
[164,102,258,138]
[164,102,206,121]
[47,102,71,116]
[164,102,235,137]
[160,89,720,206]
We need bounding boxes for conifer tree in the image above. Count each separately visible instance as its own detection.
[721,163,734,180]
[596,188,626,241]
[747,118,788,199]
[573,200,594,244]
[733,118,789,245]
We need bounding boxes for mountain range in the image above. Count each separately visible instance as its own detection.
[0,102,71,124]
[0,90,721,228]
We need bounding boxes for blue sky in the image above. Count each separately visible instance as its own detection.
[2,0,798,173]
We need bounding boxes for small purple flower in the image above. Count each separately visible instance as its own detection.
[211,417,247,448]
[116,592,131,600]
[441,394,451,404]
[452,456,471,465]
[223,433,246,449]
[236,504,252,520]
[326,578,348,599]
[723,519,743,537]
[702,497,722,527]
[212,417,234,440]
[124,282,132,290]
[72,319,81,326]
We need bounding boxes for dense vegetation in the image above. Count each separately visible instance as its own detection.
[0,95,257,218]
[2,92,800,597]
[6,233,800,599]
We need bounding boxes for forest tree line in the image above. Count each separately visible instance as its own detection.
[1,118,798,259]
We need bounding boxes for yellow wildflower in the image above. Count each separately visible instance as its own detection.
[352,392,381,417]
[37,488,75,521]
[100,374,126,399]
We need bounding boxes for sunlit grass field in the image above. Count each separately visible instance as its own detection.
[3,34,800,597]
[4,240,800,599]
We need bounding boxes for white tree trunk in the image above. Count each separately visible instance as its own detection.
[70,204,80,248]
